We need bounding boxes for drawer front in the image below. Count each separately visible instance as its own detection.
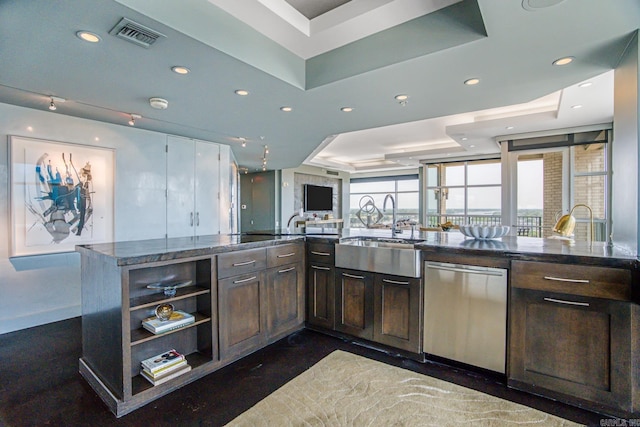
[267,243,303,268]
[511,260,631,301]
[307,242,335,264]
[218,248,267,279]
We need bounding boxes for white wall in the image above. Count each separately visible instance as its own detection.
[0,102,227,334]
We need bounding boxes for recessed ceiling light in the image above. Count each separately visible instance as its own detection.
[27,126,33,132]
[469,145,476,148]
[461,137,468,141]
[571,104,582,109]
[235,89,249,96]
[552,56,574,66]
[464,78,480,85]
[506,126,515,130]
[280,106,292,112]
[395,94,409,101]
[578,82,592,88]
[340,107,354,112]
[76,31,101,43]
[171,66,190,75]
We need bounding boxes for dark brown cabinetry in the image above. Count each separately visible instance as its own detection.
[218,243,305,362]
[265,244,305,341]
[373,274,421,353]
[218,248,267,361]
[509,260,637,415]
[306,242,336,329]
[335,268,375,339]
[79,255,217,417]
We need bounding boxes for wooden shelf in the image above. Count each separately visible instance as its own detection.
[130,313,211,346]
[131,351,212,395]
[129,286,210,311]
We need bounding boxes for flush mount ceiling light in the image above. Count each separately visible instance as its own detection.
[578,82,592,88]
[149,97,168,110]
[571,104,583,109]
[506,126,515,130]
[552,56,574,66]
[464,78,480,85]
[235,89,249,96]
[171,66,190,75]
[280,106,292,112]
[128,114,141,126]
[76,30,101,43]
[340,107,354,112]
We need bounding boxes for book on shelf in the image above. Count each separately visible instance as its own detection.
[143,358,189,378]
[141,310,195,334]
[141,364,192,386]
[140,349,185,373]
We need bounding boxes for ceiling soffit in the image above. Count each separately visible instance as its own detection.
[115,0,481,89]
[284,0,351,20]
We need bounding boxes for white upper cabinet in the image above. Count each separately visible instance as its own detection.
[167,135,222,238]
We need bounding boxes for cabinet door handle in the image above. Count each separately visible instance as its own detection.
[196,212,200,226]
[543,276,589,284]
[382,278,410,285]
[278,266,296,274]
[310,251,330,256]
[233,275,257,284]
[342,273,364,279]
[190,212,194,226]
[233,260,256,267]
[311,265,330,271]
[277,252,296,258]
[543,297,590,307]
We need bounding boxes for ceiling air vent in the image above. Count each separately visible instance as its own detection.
[109,18,165,48]
[326,170,339,176]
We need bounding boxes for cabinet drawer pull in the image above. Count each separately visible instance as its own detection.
[233,275,257,284]
[543,297,590,307]
[543,276,589,284]
[311,265,330,271]
[343,273,364,279]
[233,260,256,267]
[278,266,296,274]
[382,278,410,285]
[277,252,296,258]
[310,251,330,256]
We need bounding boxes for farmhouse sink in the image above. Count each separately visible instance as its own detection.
[335,237,422,278]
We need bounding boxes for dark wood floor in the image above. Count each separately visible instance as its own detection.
[0,318,610,426]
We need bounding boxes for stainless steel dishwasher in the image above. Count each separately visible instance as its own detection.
[423,261,507,373]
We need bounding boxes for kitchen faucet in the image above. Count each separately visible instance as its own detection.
[383,194,399,236]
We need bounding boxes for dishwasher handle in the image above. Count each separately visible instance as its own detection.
[426,263,505,277]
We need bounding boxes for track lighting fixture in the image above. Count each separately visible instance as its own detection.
[48,96,65,111]
[128,114,141,126]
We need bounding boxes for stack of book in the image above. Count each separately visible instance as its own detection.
[140,349,191,386]
[141,310,195,334]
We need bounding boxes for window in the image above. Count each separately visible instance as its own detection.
[424,159,501,228]
[508,129,610,241]
[349,175,419,228]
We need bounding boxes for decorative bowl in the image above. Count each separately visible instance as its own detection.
[459,225,510,240]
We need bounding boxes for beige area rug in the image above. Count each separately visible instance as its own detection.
[226,350,582,426]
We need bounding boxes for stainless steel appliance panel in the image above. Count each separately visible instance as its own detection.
[423,261,507,373]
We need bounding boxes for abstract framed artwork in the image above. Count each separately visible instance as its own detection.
[9,136,114,257]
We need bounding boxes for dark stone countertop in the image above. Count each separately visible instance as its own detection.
[76,234,305,266]
[77,227,638,269]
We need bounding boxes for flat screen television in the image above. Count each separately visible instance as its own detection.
[304,184,333,211]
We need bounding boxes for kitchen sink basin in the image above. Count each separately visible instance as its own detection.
[335,237,422,278]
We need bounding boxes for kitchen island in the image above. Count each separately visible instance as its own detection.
[78,230,639,418]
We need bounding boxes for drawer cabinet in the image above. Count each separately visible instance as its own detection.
[218,248,267,279]
[266,244,305,341]
[509,260,636,415]
[307,242,336,329]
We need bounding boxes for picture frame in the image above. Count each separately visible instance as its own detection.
[9,136,114,257]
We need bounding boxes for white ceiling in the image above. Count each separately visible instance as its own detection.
[0,0,637,174]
